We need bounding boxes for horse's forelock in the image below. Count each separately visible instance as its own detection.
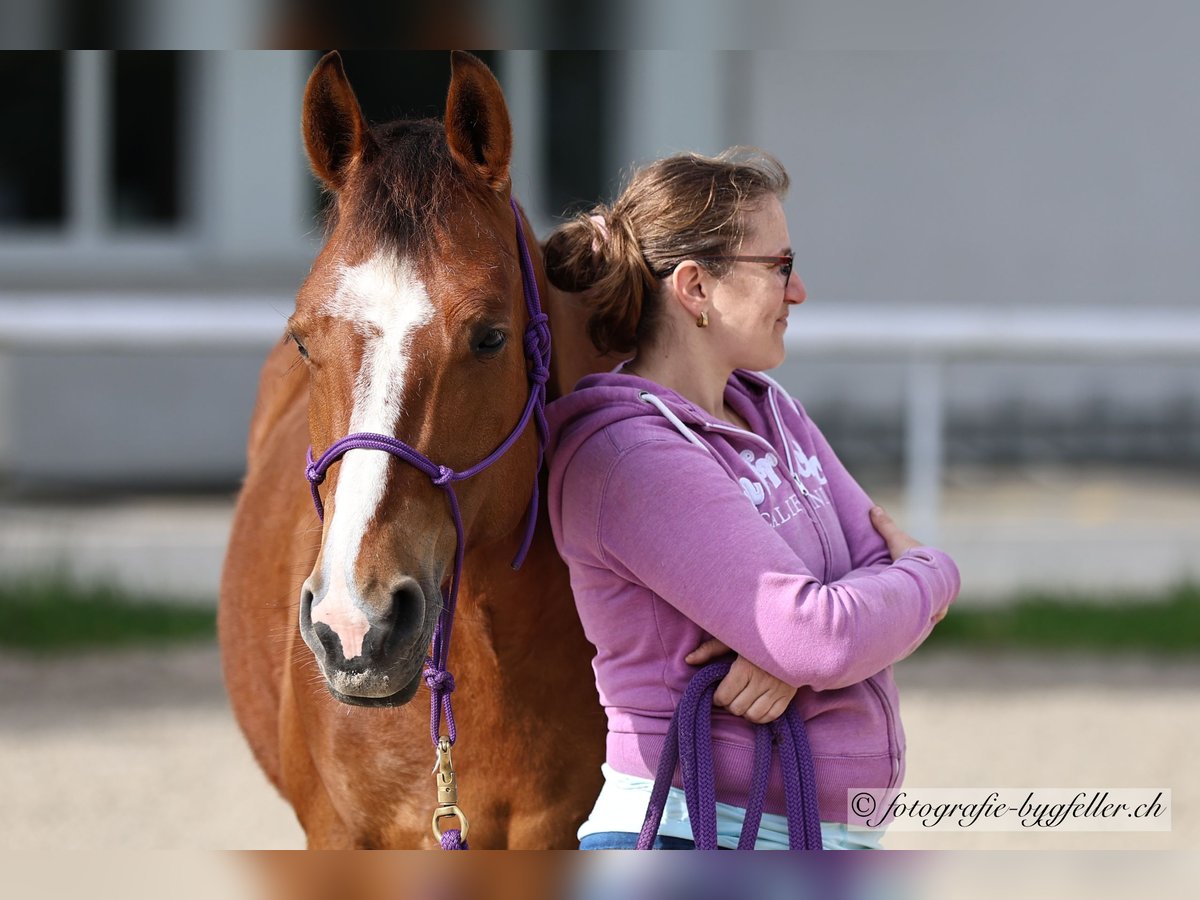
[324,118,494,264]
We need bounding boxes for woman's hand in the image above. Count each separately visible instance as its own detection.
[871,506,948,623]
[685,638,797,725]
[870,505,922,561]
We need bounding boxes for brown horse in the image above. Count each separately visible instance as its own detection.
[219,51,613,849]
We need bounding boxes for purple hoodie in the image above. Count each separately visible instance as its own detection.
[544,365,960,823]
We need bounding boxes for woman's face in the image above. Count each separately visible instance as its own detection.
[706,196,807,372]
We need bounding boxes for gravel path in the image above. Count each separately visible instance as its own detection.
[0,645,302,850]
[0,645,1194,850]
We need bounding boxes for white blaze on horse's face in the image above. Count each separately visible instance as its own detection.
[307,252,435,661]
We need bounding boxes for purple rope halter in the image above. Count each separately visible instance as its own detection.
[303,198,549,850]
[637,659,824,850]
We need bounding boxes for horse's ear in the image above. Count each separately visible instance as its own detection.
[302,51,369,192]
[445,51,512,191]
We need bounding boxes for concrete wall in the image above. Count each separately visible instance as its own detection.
[1,348,266,491]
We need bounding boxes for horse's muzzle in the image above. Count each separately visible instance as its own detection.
[323,667,425,708]
[299,576,434,706]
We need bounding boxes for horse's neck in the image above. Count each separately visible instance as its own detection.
[457,498,577,658]
[542,284,630,400]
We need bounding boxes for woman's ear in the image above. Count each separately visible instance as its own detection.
[666,260,709,317]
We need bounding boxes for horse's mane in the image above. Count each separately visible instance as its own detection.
[322,118,489,258]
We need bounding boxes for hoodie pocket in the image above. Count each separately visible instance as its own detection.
[865,674,902,790]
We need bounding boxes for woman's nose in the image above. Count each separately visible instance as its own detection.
[786,273,807,305]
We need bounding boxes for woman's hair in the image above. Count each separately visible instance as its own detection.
[543,147,789,355]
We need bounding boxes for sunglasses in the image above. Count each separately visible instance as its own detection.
[694,254,795,290]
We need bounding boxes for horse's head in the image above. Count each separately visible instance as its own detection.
[290,52,541,707]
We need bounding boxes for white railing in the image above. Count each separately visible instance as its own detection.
[0,296,290,351]
[785,306,1200,544]
[3,297,1197,537]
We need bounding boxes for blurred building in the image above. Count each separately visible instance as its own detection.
[1,28,1198,493]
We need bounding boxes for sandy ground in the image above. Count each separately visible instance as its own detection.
[0,644,1194,850]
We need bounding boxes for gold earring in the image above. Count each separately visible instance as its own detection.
[696,310,709,328]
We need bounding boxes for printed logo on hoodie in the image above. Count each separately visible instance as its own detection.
[737,449,783,505]
[791,441,829,487]
[738,446,831,529]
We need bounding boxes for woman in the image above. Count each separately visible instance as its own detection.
[542,149,960,849]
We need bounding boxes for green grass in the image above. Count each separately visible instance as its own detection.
[0,577,215,654]
[925,581,1200,655]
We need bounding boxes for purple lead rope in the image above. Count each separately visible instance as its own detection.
[304,199,549,850]
[636,659,824,850]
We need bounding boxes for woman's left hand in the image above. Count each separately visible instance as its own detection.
[686,638,797,725]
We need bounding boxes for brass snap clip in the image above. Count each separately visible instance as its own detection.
[431,736,470,842]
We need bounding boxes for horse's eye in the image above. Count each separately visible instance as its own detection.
[289,332,309,359]
[476,329,506,353]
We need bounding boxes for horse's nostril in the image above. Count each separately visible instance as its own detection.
[317,627,342,661]
[299,584,318,635]
[387,577,424,642]
[300,582,346,661]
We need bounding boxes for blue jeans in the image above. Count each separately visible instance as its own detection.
[579,826,883,850]
[580,831,696,850]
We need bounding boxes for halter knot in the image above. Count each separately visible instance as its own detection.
[433,465,455,487]
[423,660,456,694]
[305,448,324,485]
[524,313,552,386]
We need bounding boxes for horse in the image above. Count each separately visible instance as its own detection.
[219,51,614,849]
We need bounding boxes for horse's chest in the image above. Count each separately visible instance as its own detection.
[315,688,567,847]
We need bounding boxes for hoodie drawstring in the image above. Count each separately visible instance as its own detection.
[638,391,714,455]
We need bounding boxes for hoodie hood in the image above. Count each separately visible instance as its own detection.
[545,363,781,505]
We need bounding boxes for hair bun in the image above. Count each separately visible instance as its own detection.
[544,213,603,293]
[587,214,609,254]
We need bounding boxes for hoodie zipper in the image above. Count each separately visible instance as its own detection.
[762,383,898,787]
[638,383,835,582]
[766,388,835,583]
[865,675,902,790]
[700,412,834,584]
[638,379,895,791]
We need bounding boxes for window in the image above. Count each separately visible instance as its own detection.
[0,51,185,235]
[0,52,66,227]
[111,52,183,229]
[544,52,612,218]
